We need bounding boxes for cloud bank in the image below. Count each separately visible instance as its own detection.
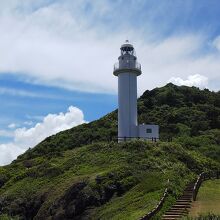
[0,106,85,165]
[168,74,208,88]
[0,1,220,94]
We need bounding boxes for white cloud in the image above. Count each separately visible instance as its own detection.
[1,0,220,95]
[0,129,14,137]
[0,87,41,98]
[24,121,33,126]
[168,74,208,88]
[212,36,220,51]
[8,123,17,129]
[0,106,86,165]
[0,143,23,165]
[0,86,70,100]
[0,1,220,95]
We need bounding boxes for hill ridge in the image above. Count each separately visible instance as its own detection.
[0,83,219,220]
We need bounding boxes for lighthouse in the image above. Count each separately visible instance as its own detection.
[113,41,159,142]
[113,40,141,141]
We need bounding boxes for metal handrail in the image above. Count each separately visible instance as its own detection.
[117,137,159,142]
[139,179,169,220]
[193,170,220,201]
[113,61,141,71]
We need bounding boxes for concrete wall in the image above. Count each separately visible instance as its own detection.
[118,72,138,139]
[138,124,159,139]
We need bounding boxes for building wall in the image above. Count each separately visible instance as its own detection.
[118,72,138,138]
[138,124,159,140]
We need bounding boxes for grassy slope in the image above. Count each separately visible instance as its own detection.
[189,179,220,216]
[0,84,220,219]
[0,141,219,219]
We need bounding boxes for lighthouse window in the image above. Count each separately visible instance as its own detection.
[146,128,152,133]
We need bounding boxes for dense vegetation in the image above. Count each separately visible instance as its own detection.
[0,84,219,220]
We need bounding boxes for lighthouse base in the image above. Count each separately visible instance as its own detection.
[118,124,159,142]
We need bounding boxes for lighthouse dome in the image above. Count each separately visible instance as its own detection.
[120,40,134,50]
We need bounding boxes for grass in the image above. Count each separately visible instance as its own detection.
[90,173,164,220]
[0,214,19,220]
[189,179,220,217]
[0,140,219,219]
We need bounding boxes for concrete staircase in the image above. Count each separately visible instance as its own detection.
[162,182,195,220]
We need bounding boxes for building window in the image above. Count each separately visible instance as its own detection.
[146,128,152,133]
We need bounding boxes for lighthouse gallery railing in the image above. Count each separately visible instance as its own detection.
[114,61,141,71]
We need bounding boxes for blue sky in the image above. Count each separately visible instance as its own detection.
[0,0,220,165]
[0,74,116,132]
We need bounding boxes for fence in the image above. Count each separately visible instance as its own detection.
[192,171,220,201]
[192,172,205,201]
[139,180,169,220]
[113,61,141,72]
[116,137,159,142]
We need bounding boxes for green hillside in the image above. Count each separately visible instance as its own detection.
[0,84,219,220]
[189,179,220,216]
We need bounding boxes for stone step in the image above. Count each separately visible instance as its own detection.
[176,201,191,203]
[176,200,192,202]
[162,218,181,220]
[175,202,191,206]
[164,212,187,215]
[168,208,188,212]
[165,212,187,215]
[180,197,192,199]
[180,196,192,199]
[162,215,182,219]
[161,181,195,220]
[169,210,189,213]
[163,215,183,218]
[185,186,194,189]
[172,203,191,206]
[171,205,191,208]
[162,216,182,219]
[172,205,191,208]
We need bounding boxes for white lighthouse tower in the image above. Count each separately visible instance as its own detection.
[113,41,141,141]
[113,41,159,142]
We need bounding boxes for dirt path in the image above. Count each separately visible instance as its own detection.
[189,179,220,217]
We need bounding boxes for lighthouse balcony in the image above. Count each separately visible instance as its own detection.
[113,61,142,76]
[114,61,141,71]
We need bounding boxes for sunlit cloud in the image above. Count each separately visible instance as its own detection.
[0,106,86,165]
[0,1,219,95]
[168,74,208,88]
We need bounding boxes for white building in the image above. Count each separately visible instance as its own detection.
[113,41,159,142]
